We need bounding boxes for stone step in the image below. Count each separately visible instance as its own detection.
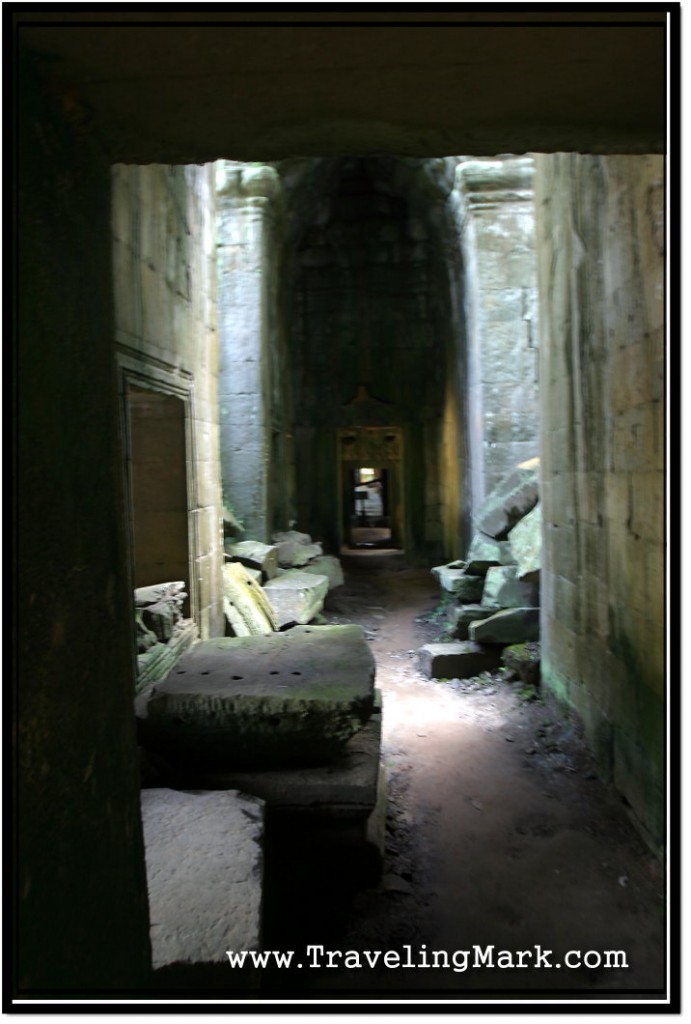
[141,788,264,988]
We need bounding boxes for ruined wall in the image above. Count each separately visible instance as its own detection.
[287,158,466,560]
[16,54,151,990]
[454,157,540,511]
[112,164,224,639]
[535,154,665,846]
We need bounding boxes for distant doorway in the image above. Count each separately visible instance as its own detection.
[339,428,403,551]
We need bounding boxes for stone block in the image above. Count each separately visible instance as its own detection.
[431,563,485,602]
[297,555,345,591]
[263,571,329,628]
[465,532,515,567]
[482,565,539,609]
[501,642,541,686]
[141,788,264,972]
[469,608,540,644]
[138,625,376,768]
[272,529,323,567]
[417,641,502,679]
[226,540,280,580]
[508,501,542,579]
[474,458,540,540]
[142,600,176,643]
[446,603,497,640]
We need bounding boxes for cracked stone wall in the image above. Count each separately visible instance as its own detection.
[535,154,665,846]
[112,164,224,639]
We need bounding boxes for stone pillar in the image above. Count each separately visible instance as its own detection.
[454,157,539,512]
[217,163,281,543]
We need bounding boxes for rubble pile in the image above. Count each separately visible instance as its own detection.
[419,458,542,682]
[224,529,343,633]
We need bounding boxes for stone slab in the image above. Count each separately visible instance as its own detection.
[469,607,540,644]
[138,625,376,769]
[272,530,323,568]
[482,565,540,609]
[508,501,542,579]
[196,707,383,819]
[141,788,264,971]
[417,641,502,679]
[262,571,329,628]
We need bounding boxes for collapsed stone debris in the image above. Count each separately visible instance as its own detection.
[419,459,542,681]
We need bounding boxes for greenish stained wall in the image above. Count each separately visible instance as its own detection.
[535,154,665,848]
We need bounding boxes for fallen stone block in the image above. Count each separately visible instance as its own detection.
[446,603,497,640]
[501,642,541,687]
[135,581,186,607]
[138,625,376,769]
[432,563,485,602]
[263,571,329,628]
[223,562,278,635]
[465,533,515,568]
[297,555,344,591]
[417,641,502,679]
[474,458,540,540]
[508,501,542,580]
[482,566,539,609]
[141,788,264,980]
[226,540,280,580]
[469,607,540,644]
[272,530,323,568]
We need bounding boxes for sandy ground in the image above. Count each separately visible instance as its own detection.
[263,554,666,1002]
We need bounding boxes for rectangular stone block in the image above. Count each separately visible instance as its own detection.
[227,540,280,580]
[446,603,497,640]
[431,563,485,601]
[482,565,539,609]
[469,607,540,644]
[263,571,329,628]
[417,641,502,679]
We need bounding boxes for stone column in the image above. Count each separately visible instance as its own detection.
[454,157,539,512]
[216,163,281,543]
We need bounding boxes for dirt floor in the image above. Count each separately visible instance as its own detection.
[263,553,666,1002]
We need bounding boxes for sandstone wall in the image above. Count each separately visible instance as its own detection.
[454,157,540,511]
[535,154,665,846]
[112,164,224,638]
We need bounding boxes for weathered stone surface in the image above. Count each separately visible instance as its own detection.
[142,600,176,643]
[465,533,515,568]
[226,540,280,580]
[482,565,539,609]
[136,620,198,693]
[446,603,497,640]
[501,642,541,687]
[135,581,186,607]
[508,501,542,579]
[222,562,278,635]
[469,607,540,644]
[474,458,540,540]
[141,788,264,970]
[432,563,485,602]
[138,625,376,768]
[272,530,323,567]
[417,641,502,679]
[136,609,158,653]
[297,554,344,590]
[262,571,329,628]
